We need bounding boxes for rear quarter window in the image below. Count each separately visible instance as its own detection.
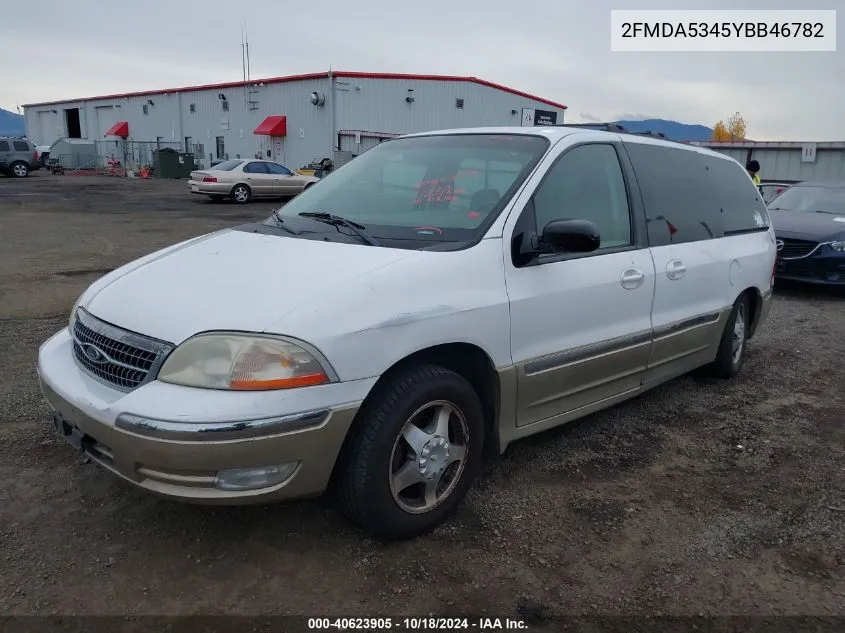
[624,142,724,246]
[706,156,770,234]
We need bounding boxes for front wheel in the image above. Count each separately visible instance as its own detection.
[230,184,251,204]
[11,162,29,178]
[336,365,484,540]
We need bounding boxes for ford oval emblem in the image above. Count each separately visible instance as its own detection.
[81,343,107,364]
[775,239,784,251]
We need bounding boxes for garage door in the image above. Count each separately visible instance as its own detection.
[96,106,119,139]
[38,111,58,145]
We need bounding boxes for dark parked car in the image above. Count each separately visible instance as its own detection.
[768,181,845,285]
[0,137,40,177]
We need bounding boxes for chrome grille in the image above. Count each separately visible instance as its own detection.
[71,308,173,391]
[778,238,818,259]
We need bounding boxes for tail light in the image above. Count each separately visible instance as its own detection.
[34,150,39,161]
[202,176,217,183]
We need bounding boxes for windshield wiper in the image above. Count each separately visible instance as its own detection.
[298,212,381,246]
[271,209,301,235]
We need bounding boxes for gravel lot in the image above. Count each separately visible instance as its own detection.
[1,174,843,622]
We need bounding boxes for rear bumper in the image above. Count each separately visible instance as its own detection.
[751,288,773,338]
[188,180,231,196]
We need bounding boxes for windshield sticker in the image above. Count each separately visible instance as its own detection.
[415,177,459,204]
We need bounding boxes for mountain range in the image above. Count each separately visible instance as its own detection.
[0,108,25,137]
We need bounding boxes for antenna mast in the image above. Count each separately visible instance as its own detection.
[241,20,247,107]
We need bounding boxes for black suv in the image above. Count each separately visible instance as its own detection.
[0,137,40,177]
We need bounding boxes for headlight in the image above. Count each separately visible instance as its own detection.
[157,333,334,391]
[829,241,845,252]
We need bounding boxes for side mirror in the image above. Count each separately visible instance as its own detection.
[540,219,601,253]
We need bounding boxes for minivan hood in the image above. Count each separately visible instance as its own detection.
[769,209,845,241]
[83,229,415,343]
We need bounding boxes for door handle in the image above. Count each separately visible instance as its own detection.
[620,267,645,289]
[666,259,686,280]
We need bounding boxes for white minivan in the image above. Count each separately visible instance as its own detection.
[38,127,777,539]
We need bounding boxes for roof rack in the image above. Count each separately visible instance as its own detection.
[556,122,628,132]
[554,122,669,140]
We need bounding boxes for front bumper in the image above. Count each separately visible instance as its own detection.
[37,328,377,504]
[775,251,845,285]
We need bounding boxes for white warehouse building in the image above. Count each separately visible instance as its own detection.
[22,71,567,172]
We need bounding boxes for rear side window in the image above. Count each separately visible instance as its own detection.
[706,157,770,234]
[243,161,269,174]
[13,141,31,151]
[212,160,243,171]
[624,142,724,246]
[0,141,10,151]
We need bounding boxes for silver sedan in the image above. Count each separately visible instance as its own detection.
[189,159,319,204]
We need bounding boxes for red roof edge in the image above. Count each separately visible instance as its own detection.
[22,71,566,111]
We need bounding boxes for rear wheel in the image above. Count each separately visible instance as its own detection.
[708,294,750,378]
[11,162,29,178]
[336,365,484,540]
[230,184,251,204]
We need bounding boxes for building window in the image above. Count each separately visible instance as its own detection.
[142,104,149,115]
[455,98,464,109]
[184,136,193,153]
[215,136,225,159]
[221,100,229,112]
[189,103,196,113]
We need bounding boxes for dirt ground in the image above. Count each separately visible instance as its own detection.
[1,173,843,622]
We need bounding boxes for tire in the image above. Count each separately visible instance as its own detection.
[230,184,251,204]
[336,364,485,540]
[11,162,29,178]
[708,294,750,379]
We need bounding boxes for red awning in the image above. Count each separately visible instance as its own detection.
[253,115,287,137]
[104,121,129,138]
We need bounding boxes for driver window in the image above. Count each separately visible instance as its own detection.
[266,162,292,175]
[532,144,632,249]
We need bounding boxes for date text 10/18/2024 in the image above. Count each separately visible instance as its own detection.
[308,617,528,630]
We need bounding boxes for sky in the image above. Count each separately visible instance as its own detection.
[1,0,842,140]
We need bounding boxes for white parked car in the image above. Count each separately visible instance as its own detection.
[38,126,776,540]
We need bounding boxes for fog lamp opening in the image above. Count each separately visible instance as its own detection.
[214,463,299,491]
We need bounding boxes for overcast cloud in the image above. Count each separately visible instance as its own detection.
[2,0,842,140]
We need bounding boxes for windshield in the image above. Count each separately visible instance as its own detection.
[277,134,550,243]
[212,160,243,171]
[768,186,845,215]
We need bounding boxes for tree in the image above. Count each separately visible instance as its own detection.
[711,112,747,141]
